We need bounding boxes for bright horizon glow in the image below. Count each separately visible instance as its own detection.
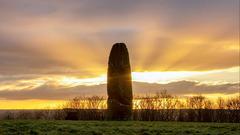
[0,67,238,92]
[0,100,66,109]
[0,94,239,109]
[132,71,202,84]
[56,67,239,87]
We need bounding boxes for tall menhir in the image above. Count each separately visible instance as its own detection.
[107,43,133,120]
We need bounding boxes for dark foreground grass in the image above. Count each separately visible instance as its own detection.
[0,120,239,135]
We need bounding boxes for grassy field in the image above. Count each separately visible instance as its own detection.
[0,120,239,135]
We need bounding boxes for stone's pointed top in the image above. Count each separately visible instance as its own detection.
[109,43,130,66]
[113,43,126,46]
[112,43,127,50]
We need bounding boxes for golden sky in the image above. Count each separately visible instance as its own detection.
[0,0,239,109]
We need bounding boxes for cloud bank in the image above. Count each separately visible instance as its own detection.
[0,81,238,100]
[0,0,239,76]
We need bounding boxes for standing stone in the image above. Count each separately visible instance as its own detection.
[107,43,133,120]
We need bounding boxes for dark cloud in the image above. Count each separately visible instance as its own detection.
[0,75,38,83]
[0,84,106,100]
[0,81,238,100]
[133,81,239,95]
[0,36,72,75]
[0,0,237,29]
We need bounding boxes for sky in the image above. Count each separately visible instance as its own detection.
[0,0,239,109]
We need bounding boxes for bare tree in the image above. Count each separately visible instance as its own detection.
[187,95,205,109]
[138,95,155,110]
[86,96,105,109]
[226,96,240,110]
[64,96,86,109]
[217,97,225,109]
[204,99,213,109]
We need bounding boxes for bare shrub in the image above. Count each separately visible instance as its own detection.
[226,96,240,110]
[204,99,213,109]
[86,96,105,109]
[64,96,86,109]
[217,97,225,109]
[187,95,205,109]
[138,95,155,110]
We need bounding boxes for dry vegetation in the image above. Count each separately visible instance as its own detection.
[62,91,240,110]
[1,91,239,122]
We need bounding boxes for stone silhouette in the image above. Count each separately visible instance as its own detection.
[107,43,133,120]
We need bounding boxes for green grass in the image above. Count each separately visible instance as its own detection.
[0,120,239,135]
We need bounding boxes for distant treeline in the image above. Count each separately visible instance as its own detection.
[1,109,239,123]
[1,91,239,122]
[62,91,240,110]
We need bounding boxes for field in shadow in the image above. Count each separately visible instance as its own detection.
[0,120,239,135]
